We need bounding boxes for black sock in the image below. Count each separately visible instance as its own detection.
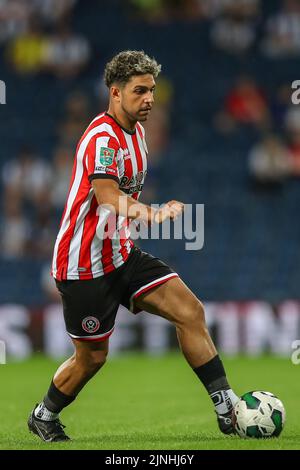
[193,355,229,394]
[193,355,238,414]
[43,380,76,414]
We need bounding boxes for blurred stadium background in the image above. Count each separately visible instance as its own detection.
[1,0,300,362]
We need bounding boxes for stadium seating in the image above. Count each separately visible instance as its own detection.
[1,1,299,305]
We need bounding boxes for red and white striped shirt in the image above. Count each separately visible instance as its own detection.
[52,112,148,280]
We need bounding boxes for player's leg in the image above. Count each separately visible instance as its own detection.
[28,338,109,442]
[134,277,216,366]
[133,277,239,434]
[28,273,122,442]
[51,337,109,395]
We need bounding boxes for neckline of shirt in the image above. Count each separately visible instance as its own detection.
[105,112,136,135]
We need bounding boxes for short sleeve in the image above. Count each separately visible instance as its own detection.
[86,133,120,183]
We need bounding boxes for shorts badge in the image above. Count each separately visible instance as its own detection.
[82,316,100,333]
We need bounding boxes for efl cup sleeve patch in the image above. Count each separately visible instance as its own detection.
[99,147,115,166]
[86,135,120,182]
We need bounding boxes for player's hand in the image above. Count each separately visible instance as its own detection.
[154,200,184,224]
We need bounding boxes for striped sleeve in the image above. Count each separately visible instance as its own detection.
[86,133,120,183]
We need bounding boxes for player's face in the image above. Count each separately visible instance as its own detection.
[120,74,155,123]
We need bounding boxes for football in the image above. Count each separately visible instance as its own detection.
[233,391,286,438]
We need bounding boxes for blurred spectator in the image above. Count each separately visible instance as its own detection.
[215,76,270,133]
[163,0,203,21]
[50,145,73,210]
[129,0,165,23]
[284,105,300,134]
[44,21,91,80]
[198,0,259,19]
[195,0,230,18]
[0,197,30,258]
[27,201,57,259]
[1,0,300,305]
[41,262,74,358]
[32,0,77,25]
[262,0,300,57]
[129,0,203,22]
[2,145,52,207]
[285,106,300,176]
[270,83,292,131]
[287,136,300,176]
[211,9,256,54]
[57,91,92,147]
[97,77,109,110]
[0,0,31,44]
[6,16,48,74]
[248,135,291,186]
[0,0,78,45]
[153,75,173,107]
[143,106,170,162]
[227,0,259,18]
[41,263,60,302]
[64,90,92,123]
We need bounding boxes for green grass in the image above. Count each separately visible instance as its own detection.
[0,353,299,450]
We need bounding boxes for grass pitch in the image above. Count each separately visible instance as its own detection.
[0,353,299,450]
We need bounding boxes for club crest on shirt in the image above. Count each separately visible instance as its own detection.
[82,316,100,333]
[99,147,115,166]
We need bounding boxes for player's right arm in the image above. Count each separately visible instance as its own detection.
[92,178,184,224]
[92,177,155,223]
[86,133,183,223]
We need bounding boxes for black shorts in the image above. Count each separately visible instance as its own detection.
[55,246,178,342]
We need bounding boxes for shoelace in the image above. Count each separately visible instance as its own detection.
[49,419,67,435]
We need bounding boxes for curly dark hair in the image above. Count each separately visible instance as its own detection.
[104,50,161,88]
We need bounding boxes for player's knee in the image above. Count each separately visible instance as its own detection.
[192,301,206,328]
[179,300,206,328]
